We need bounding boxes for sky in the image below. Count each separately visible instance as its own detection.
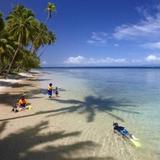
[1,0,160,66]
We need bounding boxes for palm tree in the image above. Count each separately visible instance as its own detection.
[31,22,56,55]
[0,13,4,32]
[31,2,56,53]
[34,2,56,57]
[29,2,56,55]
[46,2,56,21]
[6,5,37,74]
[38,30,56,58]
[13,49,40,72]
[0,26,16,74]
[0,14,10,73]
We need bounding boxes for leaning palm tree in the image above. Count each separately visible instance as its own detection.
[46,2,56,22]
[6,5,37,74]
[38,30,56,57]
[30,2,56,55]
[30,2,56,53]
[0,28,16,73]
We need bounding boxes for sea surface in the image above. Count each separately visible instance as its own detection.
[40,67,160,159]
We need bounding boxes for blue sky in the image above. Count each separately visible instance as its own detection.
[1,0,160,66]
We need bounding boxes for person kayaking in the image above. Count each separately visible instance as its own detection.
[113,122,133,139]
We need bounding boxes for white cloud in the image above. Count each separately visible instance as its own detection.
[143,42,160,49]
[113,6,160,40]
[64,56,127,65]
[87,32,108,46]
[41,60,47,65]
[65,56,85,64]
[145,54,160,62]
[64,55,160,65]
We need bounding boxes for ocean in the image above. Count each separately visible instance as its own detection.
[40,67,160,159]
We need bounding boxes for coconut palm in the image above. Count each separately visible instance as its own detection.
[6,5,37,73]
[31,2,56,54]
[0,14,14,73]
[0,3,56,75]
[46,2,56,21]
[13,49,40,72]
[0,29,16,73]
[34,2,56,57]
[31,22,56,54]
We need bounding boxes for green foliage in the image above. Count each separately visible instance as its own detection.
[46,2,56,19]
[6,5,36,46]
[14,50,40,72]
[0,2,56,74]
[32,22,56,51]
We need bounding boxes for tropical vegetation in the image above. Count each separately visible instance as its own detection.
[0,2,56,75]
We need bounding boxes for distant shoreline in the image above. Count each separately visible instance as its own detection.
[40,66,160,69]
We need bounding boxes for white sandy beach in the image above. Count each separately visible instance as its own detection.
[0,70,158,160]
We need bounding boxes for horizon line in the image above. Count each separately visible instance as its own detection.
[39,66,160,69]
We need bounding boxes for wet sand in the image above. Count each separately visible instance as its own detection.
[0,70,158,160]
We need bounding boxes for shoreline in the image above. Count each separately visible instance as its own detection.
[0,69,159,160]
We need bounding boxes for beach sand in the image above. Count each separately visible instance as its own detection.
[0,70,158,160]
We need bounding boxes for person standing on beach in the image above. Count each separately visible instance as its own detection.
[55,87,59,97]
[48,83,53,98]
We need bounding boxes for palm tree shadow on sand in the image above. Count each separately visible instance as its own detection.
[0,121,114,160]
[0,96,139,123]
[49,96,139,123]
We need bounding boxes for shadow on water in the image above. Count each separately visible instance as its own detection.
[0,121,114,160]
[48,96,139,123]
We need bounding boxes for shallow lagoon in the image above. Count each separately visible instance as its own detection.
[40,68,160,159]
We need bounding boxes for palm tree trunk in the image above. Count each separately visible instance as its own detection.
[38,47,47,58]
[7,35,21,74]
[7,46,19,74]
[31,46,37,55]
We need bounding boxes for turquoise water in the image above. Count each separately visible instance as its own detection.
[41,68,160,158]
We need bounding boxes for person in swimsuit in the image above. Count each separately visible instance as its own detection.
[113,122,133,139]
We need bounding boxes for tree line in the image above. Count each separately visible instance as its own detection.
[0,2,56,75]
